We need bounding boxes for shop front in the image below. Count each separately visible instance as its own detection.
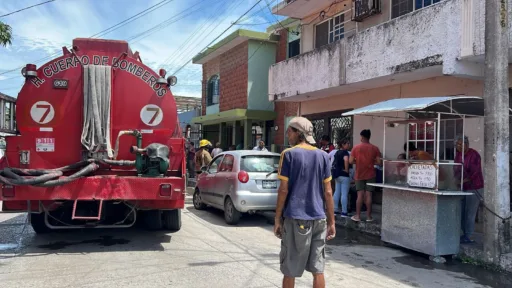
[191,109,276,150]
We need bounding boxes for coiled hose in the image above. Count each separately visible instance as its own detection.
[0,159,135,187]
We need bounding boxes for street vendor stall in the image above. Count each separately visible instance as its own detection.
[342,96,483,260]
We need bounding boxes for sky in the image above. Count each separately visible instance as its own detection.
[0,0,283,98]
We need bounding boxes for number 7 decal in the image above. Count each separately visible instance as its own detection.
[36,104,51,123]
[140,104,163,126]
[146,107,160,125]
[30,101,55,124]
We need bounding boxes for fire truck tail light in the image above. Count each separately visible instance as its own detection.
[2,185,15,198]
[160,184,172,196]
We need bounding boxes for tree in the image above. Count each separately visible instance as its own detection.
[0,21,12,47]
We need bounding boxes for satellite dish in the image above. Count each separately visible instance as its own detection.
[21,67,27,77]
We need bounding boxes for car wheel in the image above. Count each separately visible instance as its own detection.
[193,189,206,210]
[224,197,241,225]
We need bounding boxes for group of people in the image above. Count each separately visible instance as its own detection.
[316,132,381,223]
[273,116,484,287]
[186,139,269,179]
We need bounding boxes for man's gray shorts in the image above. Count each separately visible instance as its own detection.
[280,217,327,277]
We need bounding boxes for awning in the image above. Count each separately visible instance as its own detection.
[342,96,484,117]
[191,109,277,125]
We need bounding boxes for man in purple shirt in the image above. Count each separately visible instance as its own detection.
[454,135,484,244]
[274,117,335,288]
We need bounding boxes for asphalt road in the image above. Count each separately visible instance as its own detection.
[0,195,510,288]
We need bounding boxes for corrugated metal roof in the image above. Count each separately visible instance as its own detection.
[342,96,483,116]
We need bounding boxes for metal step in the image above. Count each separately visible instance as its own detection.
[72,200,103,220]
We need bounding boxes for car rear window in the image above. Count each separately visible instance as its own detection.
[241,155,280,173]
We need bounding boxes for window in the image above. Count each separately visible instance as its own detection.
[407,122,436,156]
[207,75,219,106]
[392,0,441,19]
[208,155,224,174]
[315,13,345,49]
[219,154,235,172]
[407,119,462,161]
[240,155,280,173]
[439,119,463,161]
[288,39,300,58]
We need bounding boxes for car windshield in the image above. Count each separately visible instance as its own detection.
[241,155,280,173]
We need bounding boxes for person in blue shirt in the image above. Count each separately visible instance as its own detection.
[274,116,335,288]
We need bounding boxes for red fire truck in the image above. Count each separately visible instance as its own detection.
[0,38,186,233]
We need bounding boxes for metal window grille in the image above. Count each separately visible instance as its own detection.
[330,116,353,144]
[310,119,325,143]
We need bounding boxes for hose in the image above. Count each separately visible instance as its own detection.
[113,130,137,160]
[35,163,99,187]
[0,158,135,187]
[1,168,63,186]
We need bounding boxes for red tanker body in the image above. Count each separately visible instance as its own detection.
[0,38,186,232]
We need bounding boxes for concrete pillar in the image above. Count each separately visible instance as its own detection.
[219,122,227,149]
[234,121,242,147]
[9,102,14,131]
[244,119,253,149]
[483,0,511,264]
[0,99,4,129]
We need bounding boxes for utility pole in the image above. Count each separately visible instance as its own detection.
[483,0,511,264]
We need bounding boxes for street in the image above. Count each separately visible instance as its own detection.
[0,192,509,288]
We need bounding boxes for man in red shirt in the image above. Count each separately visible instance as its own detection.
[454,135,484,243]
[349,129,382,222]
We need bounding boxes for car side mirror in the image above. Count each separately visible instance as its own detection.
[201,166,208,172]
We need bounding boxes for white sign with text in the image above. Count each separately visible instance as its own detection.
[407,164,436,189]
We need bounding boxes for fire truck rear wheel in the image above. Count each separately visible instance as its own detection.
[30,213,51,234]
[162,209,181,231]
[143,210,163,230]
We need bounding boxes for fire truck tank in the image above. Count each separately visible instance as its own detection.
[10,38,179,168]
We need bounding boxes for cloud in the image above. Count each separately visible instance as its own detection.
[0,0,278,99]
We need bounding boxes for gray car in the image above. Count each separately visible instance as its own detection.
[193,150,281,225]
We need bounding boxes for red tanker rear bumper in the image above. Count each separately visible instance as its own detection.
[0,175,186,212]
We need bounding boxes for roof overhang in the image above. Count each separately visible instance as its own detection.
[266,18,300,33]
[191,109,277,125]
[342,96,485,117]
[192,29,279,64]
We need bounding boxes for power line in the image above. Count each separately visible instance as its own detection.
[90,0,175,38]
[0,0,56,18]
[0,0,174,78]
[237,0,277,23]
[234,21,274,26]
[158,0,231,67]
[171,0,265,76]
[164,0,244,71]
[264,0,298,36]
[127,0,210,44]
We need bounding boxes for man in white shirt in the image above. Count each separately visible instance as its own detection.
[211,142,223,158]
[253,140,268,151]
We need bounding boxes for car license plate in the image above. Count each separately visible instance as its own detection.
[262,180,277,189]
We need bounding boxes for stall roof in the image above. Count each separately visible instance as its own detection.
[342,96,484,117]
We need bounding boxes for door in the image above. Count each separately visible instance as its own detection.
[214,154,236,206]
[202,155,224,205]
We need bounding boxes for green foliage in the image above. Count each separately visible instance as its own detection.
[0,21,13,47]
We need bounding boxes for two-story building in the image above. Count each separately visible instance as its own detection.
[268,0,512,160]
[191,29,279,150]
